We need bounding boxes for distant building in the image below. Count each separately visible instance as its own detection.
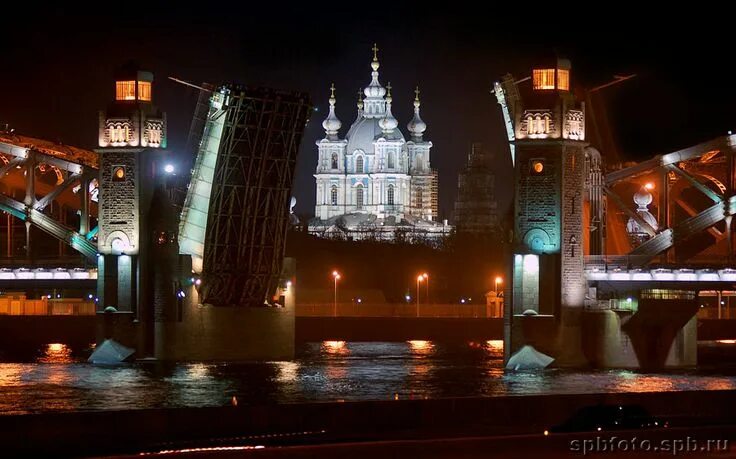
[453,143,500,234]
[308,45,451,242]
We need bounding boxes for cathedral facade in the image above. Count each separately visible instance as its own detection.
[309,46,450,241]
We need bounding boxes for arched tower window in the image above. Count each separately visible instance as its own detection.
[331,185,338,206]
[331,152,339,170]
[415,154,424,172]
[355,156,364,173]
[356,184,364,209]
[388,152,395,169]
[387,184,395,206]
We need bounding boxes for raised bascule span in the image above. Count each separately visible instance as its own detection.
[178,88,229,274]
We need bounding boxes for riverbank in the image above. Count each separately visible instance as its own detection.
[5,390,736,457]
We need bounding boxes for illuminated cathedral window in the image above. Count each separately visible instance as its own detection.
[355,155,363,173]
[387,184,395,205]
[137,81,152,101]
[557,69,570,91]
[532,69,556,90]
[416,187,423,208]
[331,185,338,205]
[331,152,338,170]
[356,184,364,209]
[116,81,136,100]
[388,152,395,169]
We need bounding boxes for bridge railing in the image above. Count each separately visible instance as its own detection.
[585,255,736,270]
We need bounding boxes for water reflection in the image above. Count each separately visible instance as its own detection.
[0,341,735,414]
[321,341,348,355]
[38,343,73,364]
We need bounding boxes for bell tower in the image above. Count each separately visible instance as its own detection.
[497,58,588,365]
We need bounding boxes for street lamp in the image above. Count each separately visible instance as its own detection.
[416,274,423,317]
[422,272,429,304]
[332,271,341,316]
[495,276,503,296]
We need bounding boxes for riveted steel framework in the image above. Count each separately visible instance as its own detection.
[201,86,311,307]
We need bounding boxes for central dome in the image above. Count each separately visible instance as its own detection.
[345,117,404,154]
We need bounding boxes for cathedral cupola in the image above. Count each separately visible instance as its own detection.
[379,83,399,134]
[407,86,427,141]
[322,83,342,140]
[363,44,387,118]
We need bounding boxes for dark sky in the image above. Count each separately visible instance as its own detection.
[2,4,735,219]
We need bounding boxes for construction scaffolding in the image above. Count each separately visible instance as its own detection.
[453,142,500,234]
[197,85,311,307]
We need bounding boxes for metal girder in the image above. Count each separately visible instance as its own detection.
[33,173,83,211]
[666,163,723,204]
[0,193,96,260]
[605,135,736,186]
[0,140,87,174]
[628,196,736,261]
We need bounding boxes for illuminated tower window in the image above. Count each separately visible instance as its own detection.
[387,184,395,205]
[331,152,338,170]
[137,81,152,101]
[532,69,556,90]
[112,166,126,182]
[331,185,338,205]
[530,160,545,175]
[116,81,136,100]
[557,69,570,91]
[355,155,363,173]
[388,152,395,169]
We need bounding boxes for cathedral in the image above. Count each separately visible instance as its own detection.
[308,45,451,242]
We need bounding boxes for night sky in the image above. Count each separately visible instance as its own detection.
[2,4,735,219]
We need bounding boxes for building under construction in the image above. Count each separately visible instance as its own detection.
[178,85,312,307]
[453,142,500,234]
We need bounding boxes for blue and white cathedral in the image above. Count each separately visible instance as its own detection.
[308,45,450,241]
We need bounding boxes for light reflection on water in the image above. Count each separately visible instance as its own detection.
[0,341,735,414]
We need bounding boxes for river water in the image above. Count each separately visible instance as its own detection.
[2,340,736,415]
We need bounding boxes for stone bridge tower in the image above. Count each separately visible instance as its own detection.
[497,58,588,365]
[96,63,167,353]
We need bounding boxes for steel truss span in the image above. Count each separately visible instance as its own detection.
[201,86,311,307]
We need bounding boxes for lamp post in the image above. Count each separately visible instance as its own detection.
[416,275,423,317]
[422,272,429,304]
[332,270,341,317]
[495,276,503,296]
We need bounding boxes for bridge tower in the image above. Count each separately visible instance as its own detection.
[95,63,167,352]
[497,58,588,365]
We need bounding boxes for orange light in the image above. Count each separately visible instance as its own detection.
[332,270,340,280]
[417,275,424,282]
[422,273,428,279]
[114,167,125,180]
[495,276,503,284]
[532,161,544,173]
[137,81,152,101]
[645,182,655,190]
[115,81,136,101]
